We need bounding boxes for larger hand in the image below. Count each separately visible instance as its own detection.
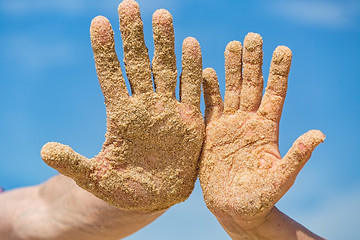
[41,0,204,212]
[199,33,324,219]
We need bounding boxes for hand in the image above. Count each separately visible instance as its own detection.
[199,33,324,220]
[41,0,204,212]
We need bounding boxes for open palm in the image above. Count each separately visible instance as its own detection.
[41,0,204,212]
[199,33,324,218]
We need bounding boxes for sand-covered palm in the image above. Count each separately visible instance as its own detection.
[41,0,204,212]
[199,33,324,218]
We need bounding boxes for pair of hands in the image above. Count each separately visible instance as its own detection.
[41,0,324,225]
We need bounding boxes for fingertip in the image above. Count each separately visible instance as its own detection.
[40,142,51,162]
[244,32,263,51]
[118,0,140,20]
[91,15,110,28]
[183,37,200,49]
[41,142,92,181]
[203,68,219,92]
[203,67,217,80]
[242,33,263,67]
[307,129,326,144]
[41,142,71,166]
[119,0,139,11]
[153,9,173,25]
[272,46,292,65]
[203,68,220,98]
[295,130,325,156]
[269,46,292,77]
[225,40,242,53]
[182,37,202,61]
[90,16,114,46]
[275,45,292,56]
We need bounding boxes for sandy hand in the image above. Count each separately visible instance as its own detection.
[41,0,204,212]
[199,33,324,218]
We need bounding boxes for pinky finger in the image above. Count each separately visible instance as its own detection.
[180,37,202,110]
[203,68,223,124]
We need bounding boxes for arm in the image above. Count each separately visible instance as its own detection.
[0,175,165,240]
[1,0,204,239]
[199,34,325,240]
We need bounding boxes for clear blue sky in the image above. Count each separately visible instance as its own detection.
[0,0,359,239]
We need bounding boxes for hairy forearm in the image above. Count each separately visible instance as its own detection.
[0,175,166,240]
[215,207,324,240]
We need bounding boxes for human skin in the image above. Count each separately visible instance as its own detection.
[1,0,204,239]
[199,34,325,239]
[41,0,204,213]
[0,175,166,240]
[0,1,326,239]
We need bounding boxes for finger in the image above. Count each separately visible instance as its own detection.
[224,41,243,115]
[279,130,325,181]
[41,142,93,184]
[203,68,223,124]
[118,0,153,95]
[240,33,264,112]
[152,9,177,97]
[258,46,292,122]
[90,16,128,103]
[180,37,202,110]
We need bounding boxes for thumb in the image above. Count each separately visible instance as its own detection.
[280,130,325,180]
[41,142,94,184]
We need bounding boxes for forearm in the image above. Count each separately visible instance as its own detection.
[215,207,324,240]
[0,175,166,240]
[0,186,39,239]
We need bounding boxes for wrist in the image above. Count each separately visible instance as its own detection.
[214,207,324,240]
[40,175,168,240]
[213,207,273,240]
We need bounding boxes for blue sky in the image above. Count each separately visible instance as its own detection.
[0,0,359,239]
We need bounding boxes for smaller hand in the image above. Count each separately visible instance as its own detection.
[199,33,325,220]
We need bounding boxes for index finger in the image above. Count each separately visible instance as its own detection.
[258,46,292,123]
[90,16,128,104]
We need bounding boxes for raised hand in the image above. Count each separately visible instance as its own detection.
[41,0,204,212]
[199,33,324,219]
